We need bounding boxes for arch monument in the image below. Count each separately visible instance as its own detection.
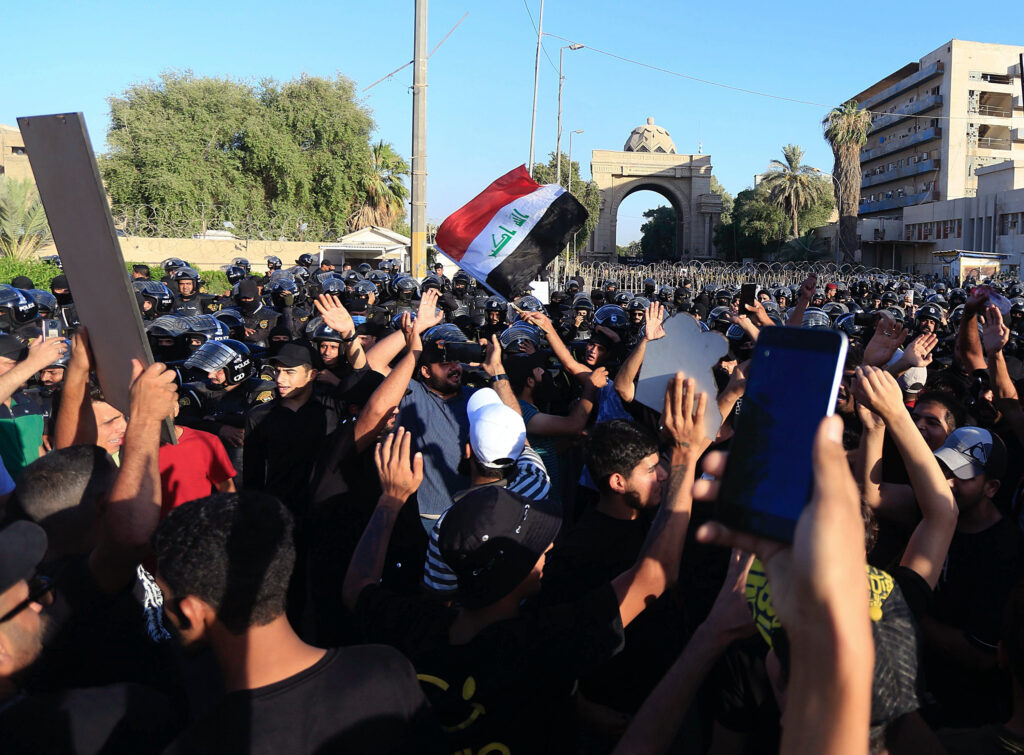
[584,118,724,261]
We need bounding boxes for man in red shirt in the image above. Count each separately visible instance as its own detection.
[158,425,236,516]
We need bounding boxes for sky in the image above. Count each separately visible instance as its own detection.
[2,1,1022,243]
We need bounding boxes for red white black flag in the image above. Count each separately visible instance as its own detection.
[434,165,588,300]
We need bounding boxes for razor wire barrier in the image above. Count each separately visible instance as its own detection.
[110,204,348,244]
[545,257,907,294]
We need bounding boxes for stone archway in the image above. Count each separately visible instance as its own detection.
[585,118,723,261]
[610,181,687,259]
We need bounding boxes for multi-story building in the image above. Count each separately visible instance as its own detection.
[850,39,1024,218]
[0,123,33,182]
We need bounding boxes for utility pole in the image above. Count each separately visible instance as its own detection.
[411,0,428,277]
[555,43,583,186]
[527,0,544,176]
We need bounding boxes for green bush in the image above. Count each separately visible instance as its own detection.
[0,259,63,289]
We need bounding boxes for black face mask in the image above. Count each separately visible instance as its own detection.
[54,292,73,306]
[237,298,259,315]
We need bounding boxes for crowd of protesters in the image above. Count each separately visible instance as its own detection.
[0,253,1023,754]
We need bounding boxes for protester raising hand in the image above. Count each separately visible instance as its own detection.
[643,301,666,341]
[414,288,444,333]
[660,373,709,454]
[981,304,1010,354]
[314,294,357,339]
[695,415,873,755]
[864,315,909,367]
[374,426,423,504]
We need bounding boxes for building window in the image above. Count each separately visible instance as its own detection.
[956,219,962,237]
[10,147,26,156]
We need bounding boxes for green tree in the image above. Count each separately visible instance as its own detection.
[760,144,827,238]
[823,100,872,264]
[532,151,600,253]
[0,178,53,260]
[99,71,400,240]
[710,175,734,224]
[639,206,677,260]
[351,140,410,230]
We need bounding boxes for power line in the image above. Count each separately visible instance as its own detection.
[542,31,989,123]
[362,12,469,93]
[522,0,560,75]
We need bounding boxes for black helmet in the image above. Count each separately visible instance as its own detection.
[421,273,444,293]
[289,266,311,285]
[184,339,254,384]
[24,289,56,318]
[774,287,790,300]
[161,257,187,274]
[948,288,968,307]
[146,315,188,339]
[266,256,283,271]
[297,253,315,267]
[602,279,618,292]
[657,285,673,303]
[421,323,468,362]
[212,309,246,340]
[394,276,420,300]
[627,296,650,313]
[134,281,174,315]
[512,295,545,316]
[181,314,231,351]
[453,271,472,288]
[225,266,247,286]
[613,291,632,307]
[341,270,364,288]
[714,288,733,306]
[367,270,390,293]
[265,276,299,306]
[594,304,629,332]
[312,322,344,343]
[231,257,251,273]
[356,262,373,276]
[915,303,944,325]
[0,285,38,330]
[485,296,508,313]
[801,307,832,330]
[172,266,201,285]
[318,273,346,298]
[499,323,542,353]
[836,313,865,340]
[708,305,733,332]
[566,279,581,293]
[822,302,849,322]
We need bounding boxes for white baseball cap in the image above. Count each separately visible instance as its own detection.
[468,388,526,469]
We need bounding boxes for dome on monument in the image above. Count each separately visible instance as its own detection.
[623,117,676,154]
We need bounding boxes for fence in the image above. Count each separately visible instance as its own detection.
[110,204,347,243]
[545,259,906,294]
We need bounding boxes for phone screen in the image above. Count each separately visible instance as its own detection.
[740,283,756,308]
[716,327,847,542]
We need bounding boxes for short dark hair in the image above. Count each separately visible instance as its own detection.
[14,446,116,548]
[914,390,966,430]
[152,492,295,634]
[585,419,659,493]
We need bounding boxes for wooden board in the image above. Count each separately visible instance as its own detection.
[17,113,175,443]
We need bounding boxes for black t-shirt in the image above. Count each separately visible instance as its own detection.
[165,646,442,754]
[356,582,626,753]
[713,635,781,755]
[540,507,688,714]
[0,683,179,755]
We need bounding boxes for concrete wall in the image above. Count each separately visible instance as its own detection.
[115,236,328,273]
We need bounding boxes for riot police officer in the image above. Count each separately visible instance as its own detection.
[171,267,220,317]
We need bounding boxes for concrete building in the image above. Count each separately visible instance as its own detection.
[0,123,33,182]
[851,40,1024,217]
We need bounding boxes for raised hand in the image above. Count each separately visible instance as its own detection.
[414,289,444,333]
[797,273,817,304]
[852,365,905,423]
[128,359,179,424]
[863,315,908,367]
[902,332,937,368]
[660,372,709,452]
[375,426,423,502]
[644,301,666,341]
[314,294,356,338]
[981,304,1010,354]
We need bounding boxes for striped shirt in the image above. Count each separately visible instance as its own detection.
[423,445,552,595]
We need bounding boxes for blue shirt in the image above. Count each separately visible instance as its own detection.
[397,380,472,522]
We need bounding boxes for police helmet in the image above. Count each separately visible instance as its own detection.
[185,339,255,384]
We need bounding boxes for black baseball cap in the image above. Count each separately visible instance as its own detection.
[269,342,315,369]
[0,521,47,595]
[0,334,28,361]
[438,486,560,609]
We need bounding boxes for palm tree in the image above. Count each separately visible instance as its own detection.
[760,144,825,238]
[351,141,410,230]
[0,178,53,261]
[823,100,872,264]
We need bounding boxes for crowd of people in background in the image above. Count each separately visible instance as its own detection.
[1,252,1023,753]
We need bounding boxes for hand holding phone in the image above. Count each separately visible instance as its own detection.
[740,283,757,310]
[710,327,847,542]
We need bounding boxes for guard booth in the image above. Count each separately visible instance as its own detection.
[932,250,1008,285]
[318,226,410,270]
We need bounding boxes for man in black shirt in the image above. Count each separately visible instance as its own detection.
[152,491,441,754]
[343,374,709,752]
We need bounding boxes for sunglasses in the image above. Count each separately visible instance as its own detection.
[0,575,54,625]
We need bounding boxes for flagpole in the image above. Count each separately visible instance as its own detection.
[527,0,543,177]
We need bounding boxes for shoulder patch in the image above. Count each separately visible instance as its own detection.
[255,390,275,404]
[178,396,191,407]
[259,320,269,329]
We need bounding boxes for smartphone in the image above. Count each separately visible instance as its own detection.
[715,326,848,543]
[740,283,757,309]
[41,319,61,340]
[443,341,487,363]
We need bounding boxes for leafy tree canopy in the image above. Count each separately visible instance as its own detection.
[0,178,53,260]
[639,206,678,261]
[99,71,405,240]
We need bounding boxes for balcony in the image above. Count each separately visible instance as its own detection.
[859,189,939,214]
[978,136,1012,150]
[862,158,940,189]
[860,61,944,110]
[861,127,941,162]
[869,95,943,134]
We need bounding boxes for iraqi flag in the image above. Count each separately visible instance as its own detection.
[434,165,588,300]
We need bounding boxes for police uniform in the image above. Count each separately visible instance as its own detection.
[221,303,280,347]
[172,293,220,318]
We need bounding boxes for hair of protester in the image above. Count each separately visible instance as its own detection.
[585,419,659,493]
[844,343,865,371]
[914,390,966,431]
[12,446,116,547]
[151,491,295,635]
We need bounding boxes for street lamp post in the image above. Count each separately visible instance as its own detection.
[566,129,583,262]
[556,43,583,186]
